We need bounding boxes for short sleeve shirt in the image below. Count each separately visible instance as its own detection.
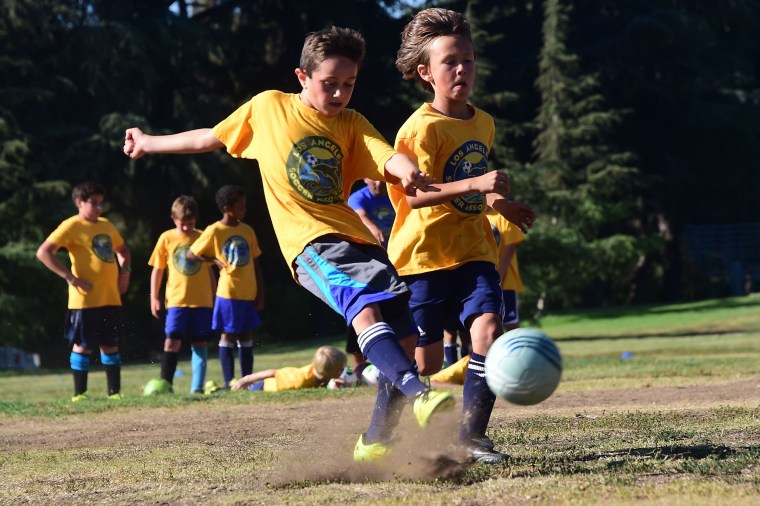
[148,229,214,308]
[212,91,397,276]
[262,364,317,391]
[190,221,261,301]
[46,216,124,309]
[486,210,524,292]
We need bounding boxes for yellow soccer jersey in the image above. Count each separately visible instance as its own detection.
[262,364,317,392]
[190,221,261,301]
[212,91,397,276]
[46,216,124,309]
[148,229,214,308]
[428,355,470,386]
[486,209,525,292]
[389,103,497,275]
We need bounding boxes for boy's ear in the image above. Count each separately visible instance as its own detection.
[295,67,309,88]
[417,64,433,84]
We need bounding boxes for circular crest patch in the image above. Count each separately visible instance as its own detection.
[442,141,490,214]
[91,234,116,263]
[286,136,344,204]
[172,244,201,276]
[223,235,250,267]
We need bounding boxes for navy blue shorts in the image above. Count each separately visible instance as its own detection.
[294,237,416,337]
[404,262,503,347]
[64,306,123,350]
[249,381,265,391]
[212,296,261,334]
[165,307,213,341]
[502,290,519,325]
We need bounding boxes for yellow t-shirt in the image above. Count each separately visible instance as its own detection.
[428,355,470,385]
[389,103,497,275]
[190,221,261,301]
[486,210,524,292]
[212,91,397,276]
[46,216,124,309]
[262,363,317,392]
[148,229,214,308]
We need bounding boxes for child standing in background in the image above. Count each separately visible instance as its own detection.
[188,185,264,388]
[486,208,524,331]
[148,195,216,393]
[36,181,131,401]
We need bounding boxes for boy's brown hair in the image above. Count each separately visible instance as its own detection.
[71,181,105,203]
[171,195,198,221]
[312,345,347,380]
[396,8,473,92]
[215,185,246,214]
[299,26,366,75]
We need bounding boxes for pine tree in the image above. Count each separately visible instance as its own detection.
[517,0,646,310]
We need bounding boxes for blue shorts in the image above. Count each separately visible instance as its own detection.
[294,237,416,337]
[249,381,265,391]
[212,296,261,334]
[64,306,123,350]
[404,262,503,347]
[502,290,519,325]
[165,307,213,341]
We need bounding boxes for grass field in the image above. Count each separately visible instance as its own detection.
[1,296,759,504]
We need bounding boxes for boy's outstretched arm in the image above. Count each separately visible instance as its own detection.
[384,154,437,196]
[123,128,224,159]
[488,194,536,234]
[231,369,277,391]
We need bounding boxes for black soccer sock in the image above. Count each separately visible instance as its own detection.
[101,352,122,395]
[72,370,88,396]
[161,351,180,384]
[459,353,495,441]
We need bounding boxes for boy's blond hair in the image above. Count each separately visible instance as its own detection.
[396,8,472,92]
[312,345,347,379]
[171,195,198,221]
[299,26,366,75]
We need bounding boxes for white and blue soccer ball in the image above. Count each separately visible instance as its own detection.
[484,328,562,405]
[360,364,379,387]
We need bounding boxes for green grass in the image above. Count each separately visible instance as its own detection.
[1,296,759,504]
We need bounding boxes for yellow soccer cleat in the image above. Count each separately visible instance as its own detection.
[353,434,391,462]
[204,380,220,395]
[413,389,455,429]
[107,392,123,400]
[70,391,89,402]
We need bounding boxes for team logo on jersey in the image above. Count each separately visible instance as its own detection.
[286,135,344,204]
[222,235,250,267]
[442,141,490,214]
[491,224,501,247]
[372,206,395,235]
[91,234,116,263]
[172,244,201,276]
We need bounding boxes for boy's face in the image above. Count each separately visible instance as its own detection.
[363,178,387,197]
[296,56,358,117]
[75,194,104,223]
[172,217,196,235]
[225,196,247,222]
[418,34,475,103]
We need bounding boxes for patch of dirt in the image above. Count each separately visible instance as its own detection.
[0,378,758,483]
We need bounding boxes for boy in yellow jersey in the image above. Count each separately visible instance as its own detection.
[486,209,525,331]
[231,345,346,392]
[187,185,263,389]
[148,196,216,394]
[36,181,131,401]
[428,354,470,387]
[123,26,454,462]
[390,8,534,464]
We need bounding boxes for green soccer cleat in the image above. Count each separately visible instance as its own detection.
[353,434,391,462]
[204,380,220,395]
[71,392,89,403]
[413,389,455,429]
[107,392,123,400]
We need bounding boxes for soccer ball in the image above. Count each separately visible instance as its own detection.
[339,367,358,386]
[360,364,379,387]
[484,328,562,405]
[143,378,172,396]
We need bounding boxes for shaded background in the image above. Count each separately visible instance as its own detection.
[1,0,758,366]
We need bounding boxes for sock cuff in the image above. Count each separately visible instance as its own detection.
[70,352,90,371]
[218,340,236,348]
[444,343,457,348]
[357,322,394,353]
[101,352,121,366]
[191,346,208,358]
[467,353,486,377]
[237,340,253,348]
